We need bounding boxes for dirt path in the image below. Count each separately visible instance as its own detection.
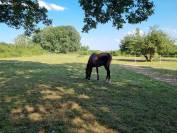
[120,64,177,87]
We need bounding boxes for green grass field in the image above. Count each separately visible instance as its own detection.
[0,54,177,133]
[113,56,177,76]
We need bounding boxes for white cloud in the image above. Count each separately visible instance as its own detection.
[127,29,144,36]
[162,28,177,45]
[38,0,65,11]
[114,38,120,44]
[161,28,177,39]
[114,38,122,49]
[81,37,94,46]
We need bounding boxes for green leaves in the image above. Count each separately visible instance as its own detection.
[79,0,154,32]
[14,34,33,47]
[120,28,144,56]
[33,26,81,53]
[120,27,176,61]
[145,27,175,56]
[0,0,51,35]
[1,0,154,34]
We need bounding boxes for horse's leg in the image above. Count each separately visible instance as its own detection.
[89,67,92,80]
[96,67,99,80]
[107,66,111,81]
[104,65,111,82]
[104,66,108,81]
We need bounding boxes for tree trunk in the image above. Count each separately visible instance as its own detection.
[144,55,149,62]
[144,55,152,62]
[149,55,152,62]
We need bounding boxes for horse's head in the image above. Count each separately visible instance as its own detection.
[85,64,92,80]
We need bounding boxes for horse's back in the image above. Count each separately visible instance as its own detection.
[88,53,112,67]
[97,53,112,62]
[90,53,112,59]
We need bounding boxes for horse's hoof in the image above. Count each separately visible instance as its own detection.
[106,80,111,84]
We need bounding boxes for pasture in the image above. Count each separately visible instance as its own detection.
[0,54,177,133]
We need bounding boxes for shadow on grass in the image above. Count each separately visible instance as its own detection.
[160,59,177,62]
[114,58,177,63]
[140,66,177,77]
[0,60,177,133]
[113,58,146,62]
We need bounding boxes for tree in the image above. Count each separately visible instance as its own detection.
[79,0,154,32]
[169,45,177,56]
[145,27,176,57]
[120,27,176,61]
[80,45,90,51]
[1,0,154,34]
[14,34,33,47]
[33,26,81,53]
[120,28,144,56]
[0,0,51,35]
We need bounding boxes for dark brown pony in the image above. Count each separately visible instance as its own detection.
[85,53,112,81]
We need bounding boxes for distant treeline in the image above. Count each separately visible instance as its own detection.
[0,26,82,58]
[1,41,176,59]
[0,26,177,59]
[79,50,122,56]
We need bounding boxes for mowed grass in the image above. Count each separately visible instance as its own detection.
[113,56,177,76]
[0,54,177,133]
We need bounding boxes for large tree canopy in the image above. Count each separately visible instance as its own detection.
[120,27,176,61]
[33,26,81,53]
[79,0,154,32]
[0,0,51,35]
[0,0,154,34]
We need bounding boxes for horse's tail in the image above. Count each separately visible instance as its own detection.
[107,53,112,66]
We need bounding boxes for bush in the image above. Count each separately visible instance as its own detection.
[109,50,121,56]
[79,50,90,55]
[0,42,45,58]
[80,45,89,51]
[33,26,81,53]
[14,34,33,47]
[78,50,102,56]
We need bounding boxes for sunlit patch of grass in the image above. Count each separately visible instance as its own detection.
[113,56,177,76]
[25,105,35,113]
[78,94,90,99]
[1,54,89,64]
[28,113,43,122]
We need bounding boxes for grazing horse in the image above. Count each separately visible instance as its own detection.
[85,53,112,81]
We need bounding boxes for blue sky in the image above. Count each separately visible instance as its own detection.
[0,0,177,50]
